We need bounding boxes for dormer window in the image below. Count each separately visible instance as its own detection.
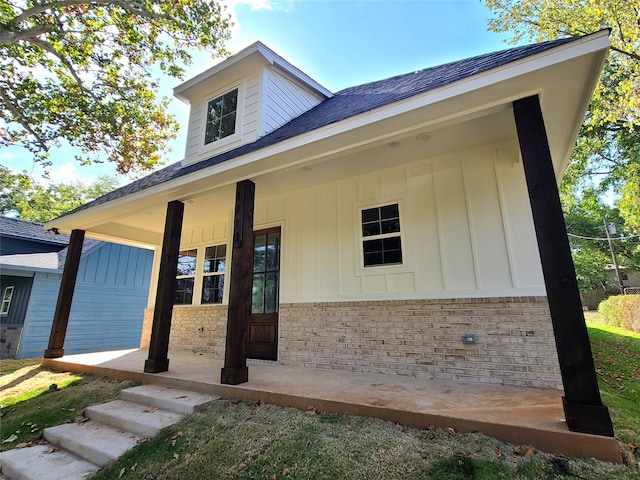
[204,89,238,145]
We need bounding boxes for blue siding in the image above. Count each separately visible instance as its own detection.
[0,237,65,255]
[18,244,153,358]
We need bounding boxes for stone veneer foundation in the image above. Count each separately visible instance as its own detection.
[141,296,562,390]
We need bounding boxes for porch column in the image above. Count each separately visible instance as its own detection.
[513,95,614,437]
[221,180,255,385]
[44,229,85,358]
[144,200,184,373]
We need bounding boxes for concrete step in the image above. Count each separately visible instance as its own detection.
[1,386,211,480]
[85,399,184,437]
[43,421,141,467]
[0,444,99,480]
[120,384,218,415]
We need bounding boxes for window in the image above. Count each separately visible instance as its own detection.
[174,245,227,305]
[1,286,14,314]
[175,249,197,305]
[204,89,238,145]
[201,245,226,304]
[361,204,403,267]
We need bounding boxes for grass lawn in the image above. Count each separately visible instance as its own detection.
[1,321,638,479]
[586,320,640,447]
[0,361,134,451]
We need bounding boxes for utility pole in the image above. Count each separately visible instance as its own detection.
[603,215,625,294]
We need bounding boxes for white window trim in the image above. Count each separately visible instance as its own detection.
[175,248,198,306]
[354,199,408,275]
[198,82,245,157]
[201,244,227,305]
[175,242,229,306]
[1,286,14,315]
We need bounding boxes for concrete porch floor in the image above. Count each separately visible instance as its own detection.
[41,349,622,463]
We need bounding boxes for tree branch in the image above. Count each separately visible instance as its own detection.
[12,0,172,26]
[29,37,98,100]
[0,23,55,45]
[0,89,48,152]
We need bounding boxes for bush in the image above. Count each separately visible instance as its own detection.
[598,295,640,333]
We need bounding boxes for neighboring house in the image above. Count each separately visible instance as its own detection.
[0,217,153,359]
[605,264,640,292]
[46,32,614,436]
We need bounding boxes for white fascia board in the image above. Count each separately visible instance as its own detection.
[0,263,59,275]
[53,32,609,230]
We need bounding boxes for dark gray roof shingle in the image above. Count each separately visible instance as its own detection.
[1,216,70,245]
[64,35,581,217]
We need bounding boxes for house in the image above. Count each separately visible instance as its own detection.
[44,31,614,437]
[0,217,153,358]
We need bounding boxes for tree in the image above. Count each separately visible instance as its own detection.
[0,165,120,222]
[562,187,640,292]
[483,0,640,230]
[0,0,231,176]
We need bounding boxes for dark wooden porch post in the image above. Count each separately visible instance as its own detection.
[44,229,85,358]
[221,180,255,385]
[144,200,184,373]
[513,95,614,437]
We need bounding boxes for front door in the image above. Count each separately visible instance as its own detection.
[247,227,280,360]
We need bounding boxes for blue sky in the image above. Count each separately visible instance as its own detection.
[2,0,516,184]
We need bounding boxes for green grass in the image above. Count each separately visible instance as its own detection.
[0,358,40,375]
[2,375,83,407]
[0,367,132,450]
[587,322,640,446]
[90,399,636,480]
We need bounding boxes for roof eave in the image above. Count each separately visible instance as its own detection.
[47,31,610,235]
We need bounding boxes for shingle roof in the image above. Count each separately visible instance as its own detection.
[65,35,581,217]
[0,217,101,268]
[1,216,70,245]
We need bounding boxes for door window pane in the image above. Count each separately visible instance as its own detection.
[252,274,264,313]
[266,232,280,271]
[253,234,266,273]
[265,272,279,313]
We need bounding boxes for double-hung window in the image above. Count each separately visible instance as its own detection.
[361,204,403,267]
[1,286,14,314]
[201,245,226,304]
[175,249,197,305]
[174,245,227,305]
[204,89,238,145]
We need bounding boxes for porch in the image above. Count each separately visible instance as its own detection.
[41,348,622,464]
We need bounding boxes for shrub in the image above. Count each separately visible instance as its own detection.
[598,295,640,333]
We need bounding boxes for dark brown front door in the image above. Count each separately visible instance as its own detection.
[247,227,280,360]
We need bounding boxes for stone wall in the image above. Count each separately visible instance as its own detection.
[140,305,227,357]
[279,297,562,390]
[144,296,562,390]
[0,326,22,359]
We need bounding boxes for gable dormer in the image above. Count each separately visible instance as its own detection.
[175,42,333,167]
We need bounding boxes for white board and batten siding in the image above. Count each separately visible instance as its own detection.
[277,143,544,302]
[173,141,545,307]
[182,66,324,167]
[18,243,153,358]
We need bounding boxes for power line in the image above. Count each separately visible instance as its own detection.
[567,232,640,241]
